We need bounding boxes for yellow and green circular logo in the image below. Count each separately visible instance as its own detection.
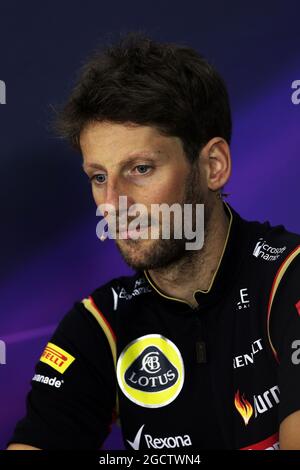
[117,334,184,408]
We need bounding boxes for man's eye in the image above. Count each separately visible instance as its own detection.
[91,174,106,184]
[133,165,152,175]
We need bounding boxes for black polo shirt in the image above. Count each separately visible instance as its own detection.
[7,203,300,450]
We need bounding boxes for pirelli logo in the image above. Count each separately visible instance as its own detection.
[40,342,75,374]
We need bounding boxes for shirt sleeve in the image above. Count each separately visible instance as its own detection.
[6,301,117,450]
[269,253,300,425]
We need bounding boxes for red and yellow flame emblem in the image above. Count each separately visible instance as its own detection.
[234,389,253,425]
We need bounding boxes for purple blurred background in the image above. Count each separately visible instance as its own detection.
[0,0,299,450]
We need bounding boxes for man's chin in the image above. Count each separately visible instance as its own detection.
[115,237,187,271]
[115,237,156,270]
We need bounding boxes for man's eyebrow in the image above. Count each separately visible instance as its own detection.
[82,162,104,171]
[82,151,164,172]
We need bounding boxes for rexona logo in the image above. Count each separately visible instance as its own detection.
[127,424,192,450]
[117,334,184,408]
[253,238,286,261]
[40,342,75,374]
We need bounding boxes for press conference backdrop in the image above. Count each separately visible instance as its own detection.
[0,0,299,450]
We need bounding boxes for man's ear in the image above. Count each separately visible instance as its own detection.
[199,137,231,191]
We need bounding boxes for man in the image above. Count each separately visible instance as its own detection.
[7,32,300,450]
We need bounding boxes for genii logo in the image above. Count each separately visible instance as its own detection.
[117,334,184,408]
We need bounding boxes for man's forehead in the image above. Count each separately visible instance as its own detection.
[80,121,163,147]
[82,150,165,172]
[80,122,181,168]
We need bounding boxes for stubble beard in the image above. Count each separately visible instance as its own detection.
[115,164,213,271]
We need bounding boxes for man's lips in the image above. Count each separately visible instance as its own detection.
[117,225,150,239]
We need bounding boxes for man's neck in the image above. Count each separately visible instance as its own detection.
[147,202,230,308]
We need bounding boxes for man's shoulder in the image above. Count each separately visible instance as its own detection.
[89,270,149,302]
[239,208,299,241]
[80,270,152,328]
[238,209,300,264]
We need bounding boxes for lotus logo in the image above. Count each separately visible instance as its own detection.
[124,345,178,393]
[117,334,184,408]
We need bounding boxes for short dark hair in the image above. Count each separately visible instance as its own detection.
[53,32,232,162]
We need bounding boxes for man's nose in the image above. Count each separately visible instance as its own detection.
[104,179,120,208]
[103,178,135,212]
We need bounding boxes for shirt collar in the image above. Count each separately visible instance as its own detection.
[143,202,251,311]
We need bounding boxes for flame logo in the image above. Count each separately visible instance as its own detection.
[234,389,253,425]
